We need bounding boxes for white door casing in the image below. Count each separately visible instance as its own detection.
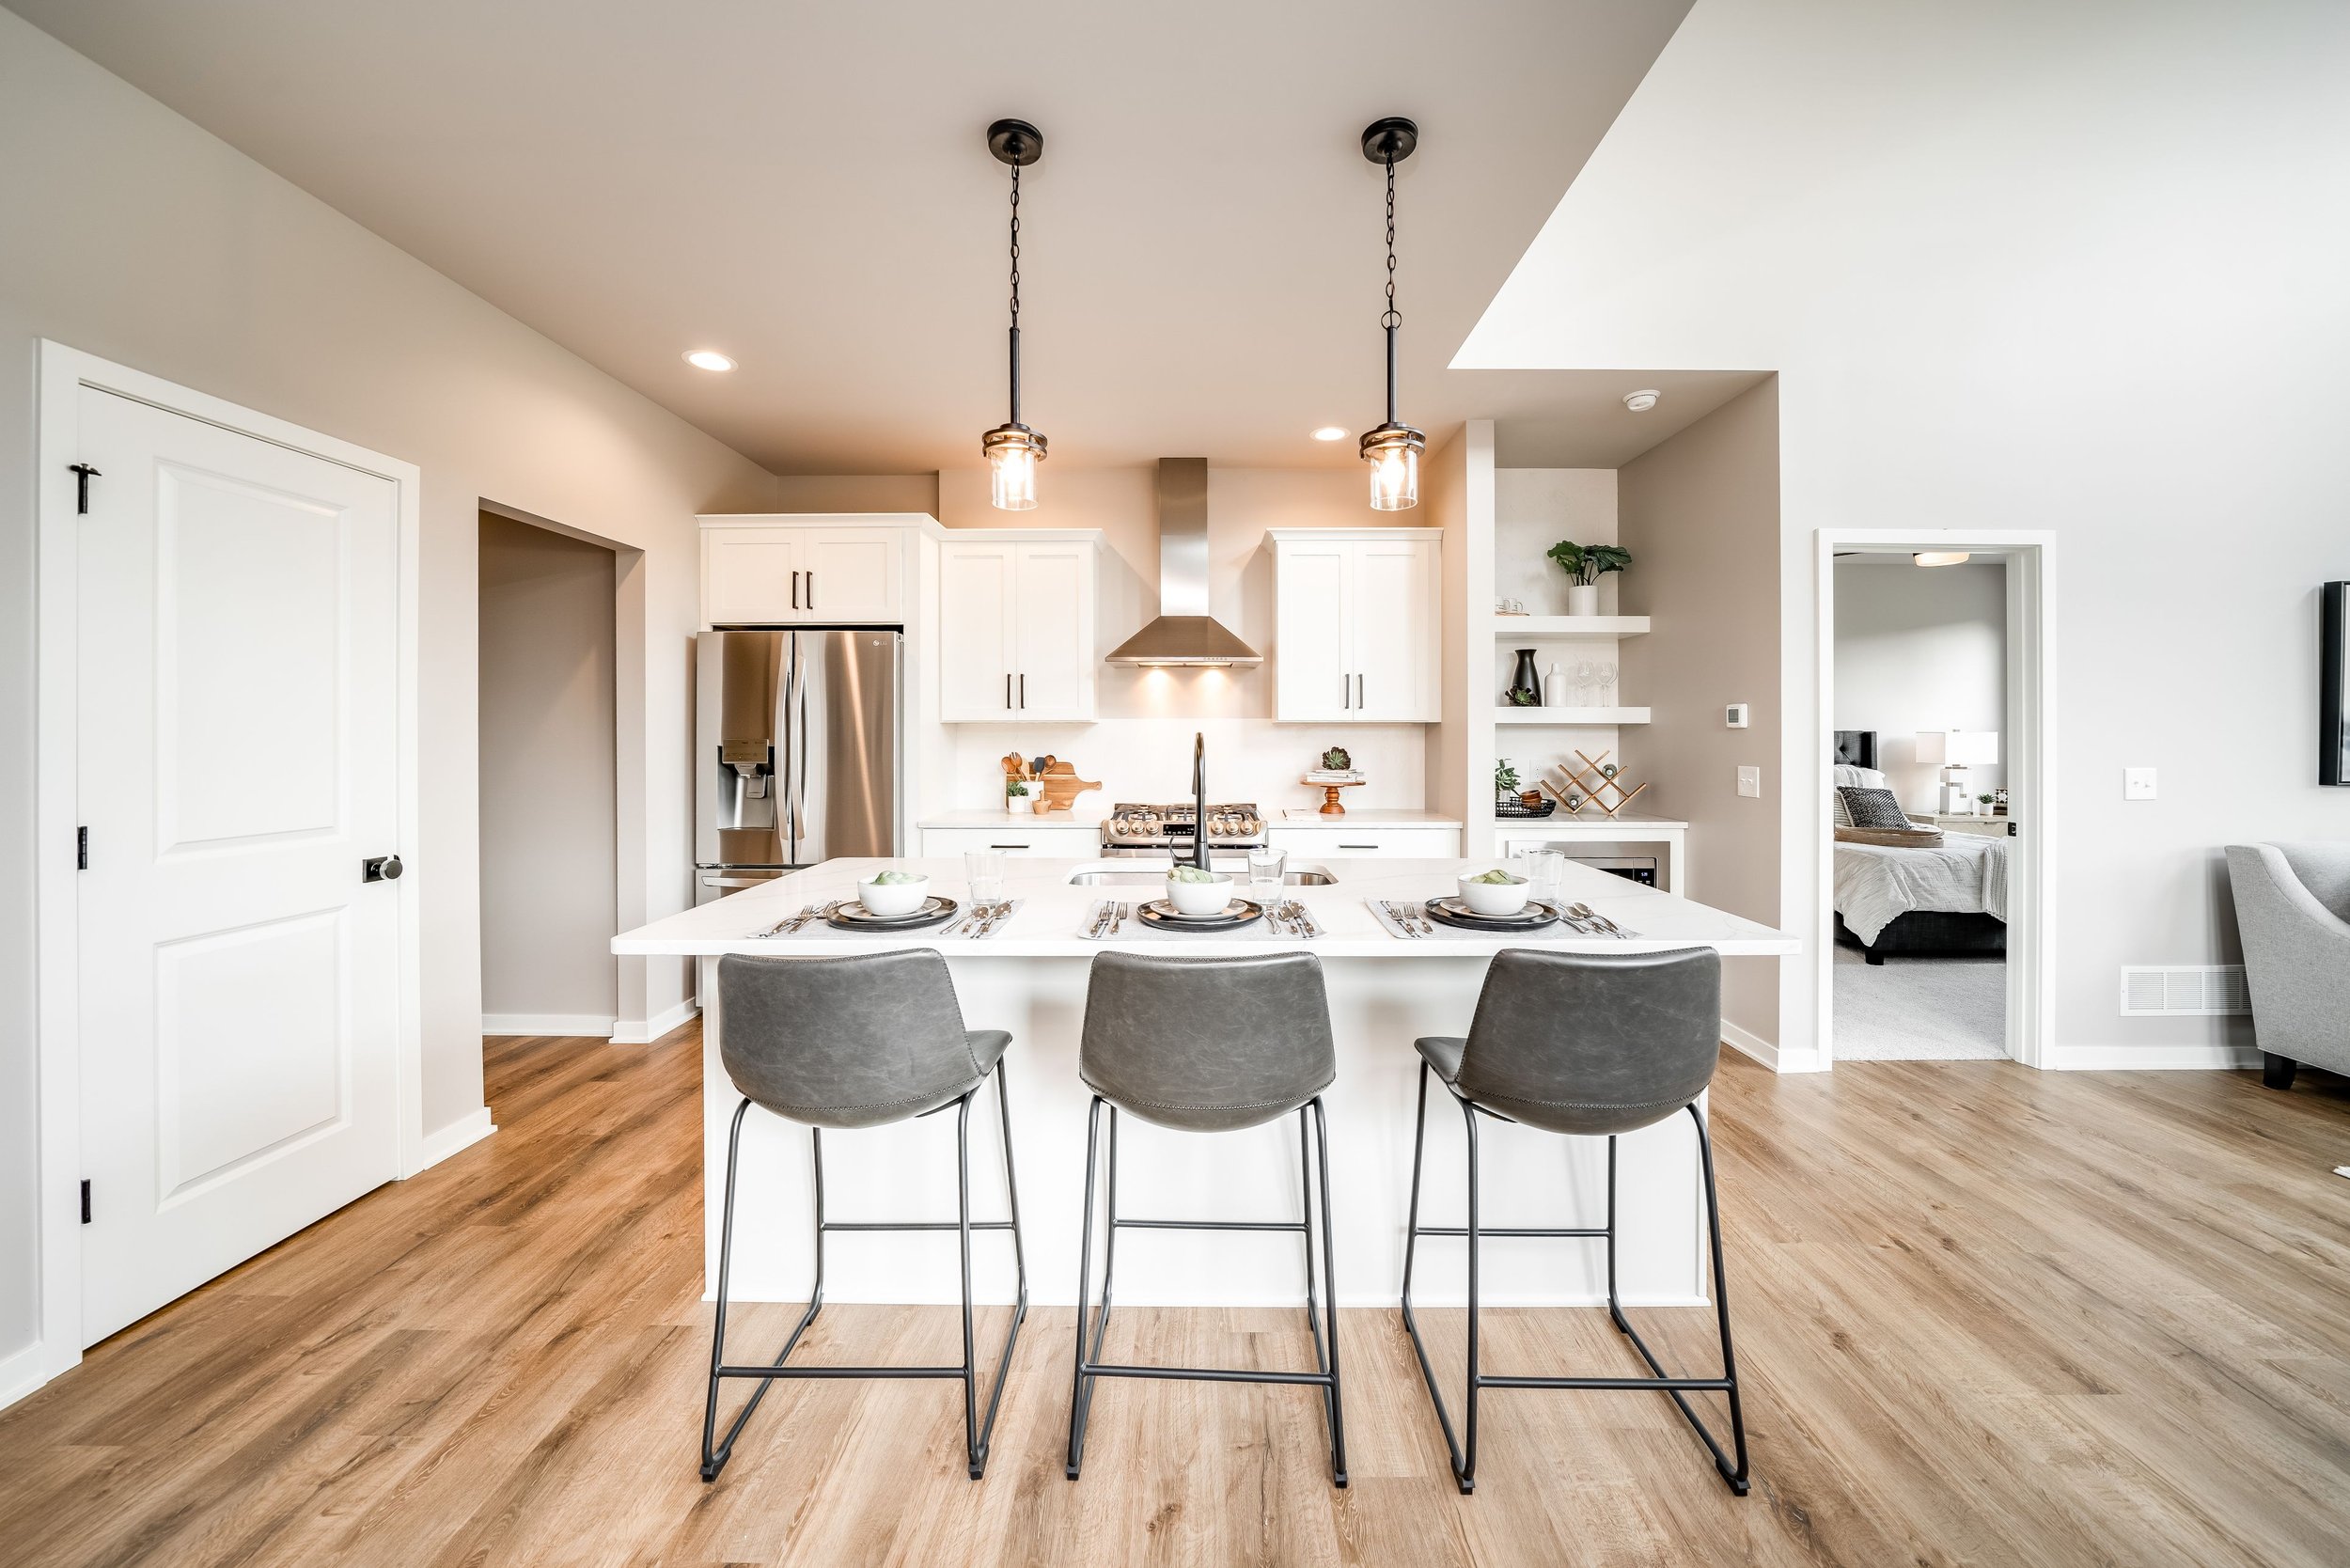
[72,387,406,1345]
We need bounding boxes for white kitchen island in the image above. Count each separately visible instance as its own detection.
[613,857,1796,1312]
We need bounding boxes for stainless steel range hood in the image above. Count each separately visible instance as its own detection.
[1104,458,1263,666]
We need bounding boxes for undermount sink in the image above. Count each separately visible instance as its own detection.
[1066,863,1339,886]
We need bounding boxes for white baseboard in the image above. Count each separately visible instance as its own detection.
[2046,1043,2262,1071]
[611,997,699,1045]
[412,1106,496,1174]
[0,1339,64,1414]
[1721,1020,1825,1074]
[481,1012,614,1037]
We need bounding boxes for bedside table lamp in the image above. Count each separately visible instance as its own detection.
[1917,730,1999,813]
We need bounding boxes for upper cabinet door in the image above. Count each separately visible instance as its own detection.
[1011,540,1095,721]
[1274,537,1355,722]
[798,528,903,622]
[937,540,1016,721]
[1350,534,1441,721]
[703,529,803,625]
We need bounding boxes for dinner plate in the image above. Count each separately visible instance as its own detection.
[827,896,960,932]
[1136,897,1265,933]
[1423,897,1561,933]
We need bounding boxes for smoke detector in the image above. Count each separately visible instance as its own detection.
[1622,388,1661,413]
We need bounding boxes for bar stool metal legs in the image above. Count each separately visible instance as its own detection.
[1066,1094,1347,1487]
[701,1059,1029,1482]
[1400,1061,1748,1496]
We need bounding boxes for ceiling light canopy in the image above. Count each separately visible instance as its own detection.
[981,118,1046,510]
[1357,117,1424,511]
[1914,551,1972,567]
[683,350,736,371]
[1311,426,1348,442]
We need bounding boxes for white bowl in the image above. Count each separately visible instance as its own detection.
[855,872,931,917]
[1164,872,1234,917]
[1456,871,1531,917]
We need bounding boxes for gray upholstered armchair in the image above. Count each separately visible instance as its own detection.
[2225,842,2350,1090]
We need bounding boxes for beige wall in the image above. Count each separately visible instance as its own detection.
[771,474,939,517]
[932,465,1435,815]
[0,11,774,1371]
[478,515,619,1027]
[1618,380,1783,1049]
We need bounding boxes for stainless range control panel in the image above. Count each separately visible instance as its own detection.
[1101,801,1267,854]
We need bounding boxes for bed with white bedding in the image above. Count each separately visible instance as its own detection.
[1829,746,2009,963]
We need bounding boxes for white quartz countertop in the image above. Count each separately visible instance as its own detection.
[916,809,1105,829]
[613,857,1796,960]
[1274,809,1464,827]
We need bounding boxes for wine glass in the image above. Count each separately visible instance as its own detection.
[1597,661,1619,707]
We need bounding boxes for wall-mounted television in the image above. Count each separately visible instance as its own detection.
[2325,582,2348,786]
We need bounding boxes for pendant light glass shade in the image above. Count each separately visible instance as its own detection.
[1361,422,1424,511]
[984,424,1043,510]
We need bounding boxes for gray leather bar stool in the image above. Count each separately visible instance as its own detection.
[1401,947,1748,1496]
[702,949,1027,1482]
[1067,950,1347,1487]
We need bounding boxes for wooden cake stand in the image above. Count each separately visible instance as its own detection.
[1305,777,1363,815]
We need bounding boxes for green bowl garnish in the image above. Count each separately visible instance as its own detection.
[1168,866,1223,884]
[869,870,923,886]
[1465,870,1522,886]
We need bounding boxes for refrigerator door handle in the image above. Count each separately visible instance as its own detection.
[794,648,810,862]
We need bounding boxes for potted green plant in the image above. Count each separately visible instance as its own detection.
[1545,541,1632,616]
[1005,778,1033,815]
[1494,758,1520,804]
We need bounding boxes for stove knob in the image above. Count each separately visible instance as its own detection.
[1241,814,1261,835]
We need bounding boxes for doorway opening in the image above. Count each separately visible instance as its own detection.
[478,510,621,1039]
[1814,532,2055,1069]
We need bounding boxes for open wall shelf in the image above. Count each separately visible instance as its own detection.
[1492,616,1650,636]
[1495,706,1651,725]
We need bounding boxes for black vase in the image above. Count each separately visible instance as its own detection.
[1508,648,1542,706]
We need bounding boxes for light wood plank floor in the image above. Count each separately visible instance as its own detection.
[4,1026,2345,1567]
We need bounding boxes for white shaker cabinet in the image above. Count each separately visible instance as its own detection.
[1270,528,1441,723]
[937,531,1100,722]
[699,516,915,625]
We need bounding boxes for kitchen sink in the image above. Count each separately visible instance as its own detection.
[1066,863,1339,886]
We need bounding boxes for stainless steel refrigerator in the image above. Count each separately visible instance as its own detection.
[695,629,901,900]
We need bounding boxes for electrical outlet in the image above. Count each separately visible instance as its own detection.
[1736,765,1762,799]
[2124,767,2157,801]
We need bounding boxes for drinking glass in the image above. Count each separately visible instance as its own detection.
[1574,660,1600,705]
[1512,848,1565,907]
[1597,661,1619,706]
[1247,845,1288,896]
[964,850,1007,908]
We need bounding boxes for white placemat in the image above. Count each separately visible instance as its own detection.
[1073,897,1321,941]
[746,898,1028,941]
[1364,898,1639,942]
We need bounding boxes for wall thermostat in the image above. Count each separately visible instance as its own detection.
[1724,703,1750,729]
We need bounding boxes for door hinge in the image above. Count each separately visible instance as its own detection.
[77,825,88,870]
[69,463,101,514]
[80,1180,92,1225]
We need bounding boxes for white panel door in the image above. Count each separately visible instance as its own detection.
[799,529,902,622]
[75,387,402,1345]
[937,541,1015,721]
[703,530,803,623]
[1352,535,1441,721]
[1275,539,1354,722]
[1010,541,1093,721]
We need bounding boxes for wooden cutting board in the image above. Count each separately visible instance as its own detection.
[1001,753,1101,814]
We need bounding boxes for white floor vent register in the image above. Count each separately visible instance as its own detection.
[2119,965,2249,1016]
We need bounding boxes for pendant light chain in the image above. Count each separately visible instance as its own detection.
[1382,153,1401,333]
[1009,162,1022,332]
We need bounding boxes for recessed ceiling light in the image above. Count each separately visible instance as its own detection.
[1310,426,1348,442]
[1622,388,1661,413]
[683,350,736,372]
[1914,551,1972,567]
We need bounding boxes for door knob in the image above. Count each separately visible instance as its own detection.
[363,855,404,883]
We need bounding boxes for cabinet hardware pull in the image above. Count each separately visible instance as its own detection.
[1019,673,1026,708]
[1006,673,1012,709]
[1340,844,1377,850]
[791,570,800,610]
[807,572,815,608]
[1342,673,1351,709]
[990,843,1030,850]
[1357,673,1366,710]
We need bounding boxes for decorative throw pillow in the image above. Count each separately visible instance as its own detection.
[1837,786,1913,831]
[1831,764,1888,825]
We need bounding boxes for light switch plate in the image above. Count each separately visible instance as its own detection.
[2124,766,2157,800]
[1736,765,1762,799]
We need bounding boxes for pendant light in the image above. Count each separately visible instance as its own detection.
[982,118,1045,510]
[1358,117,1423,510]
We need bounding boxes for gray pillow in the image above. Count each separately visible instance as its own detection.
[1837,786,1912,831]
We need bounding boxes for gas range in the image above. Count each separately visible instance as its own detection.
[1100,801,1268,855]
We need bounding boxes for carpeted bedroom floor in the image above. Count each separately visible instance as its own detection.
[1832,940,2008,1059]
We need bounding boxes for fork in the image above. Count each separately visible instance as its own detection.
[1383,900,1421,938]
[757,904,810,938]
[1084,900,1113,940]
[1113,902,1130,936]
[794,900,845,933]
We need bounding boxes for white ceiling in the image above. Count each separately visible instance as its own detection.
[7,0,1754,474]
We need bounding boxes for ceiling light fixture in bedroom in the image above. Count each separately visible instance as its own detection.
[981,118,1046,510]
[1914,551,1972,567]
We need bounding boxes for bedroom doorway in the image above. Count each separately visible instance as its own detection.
[1814,532,2054,1069]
